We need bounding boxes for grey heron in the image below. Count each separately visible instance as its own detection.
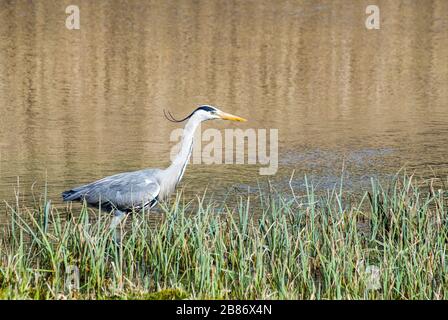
[62,105,246,229]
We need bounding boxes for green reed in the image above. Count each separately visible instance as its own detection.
[0,173,447,299]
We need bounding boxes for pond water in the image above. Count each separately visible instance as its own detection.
[0,0,447,220]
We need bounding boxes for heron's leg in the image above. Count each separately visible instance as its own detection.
[110,210,126,243]
[110,210,125,229]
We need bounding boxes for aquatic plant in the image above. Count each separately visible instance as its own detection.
[0,173,447,299]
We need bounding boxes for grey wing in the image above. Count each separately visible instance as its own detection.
[62,170,161,212]
[100,175,161,212]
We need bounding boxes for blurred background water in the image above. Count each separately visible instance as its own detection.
[0,0,447,218]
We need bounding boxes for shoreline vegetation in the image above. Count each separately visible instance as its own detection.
[0,173,447,299]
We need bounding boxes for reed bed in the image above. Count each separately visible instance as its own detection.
[0,174,447,299]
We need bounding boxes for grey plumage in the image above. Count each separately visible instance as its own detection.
[62,105,246,215]
[62,169,161,212]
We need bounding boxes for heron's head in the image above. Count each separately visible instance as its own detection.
[164,105,247,123]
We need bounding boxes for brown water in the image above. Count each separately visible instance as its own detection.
[0,0,448,216]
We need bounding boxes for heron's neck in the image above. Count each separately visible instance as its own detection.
[165,117,200,185]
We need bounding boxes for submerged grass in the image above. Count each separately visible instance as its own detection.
[0,173,447,299]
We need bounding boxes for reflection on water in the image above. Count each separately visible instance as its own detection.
[0,0,447,217]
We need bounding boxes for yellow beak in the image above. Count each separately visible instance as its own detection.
[217,111,247,122]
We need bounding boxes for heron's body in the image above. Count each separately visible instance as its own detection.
[62,106,246,225]
[62,169,162,212]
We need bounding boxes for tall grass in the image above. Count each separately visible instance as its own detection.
[0,173,447,299]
